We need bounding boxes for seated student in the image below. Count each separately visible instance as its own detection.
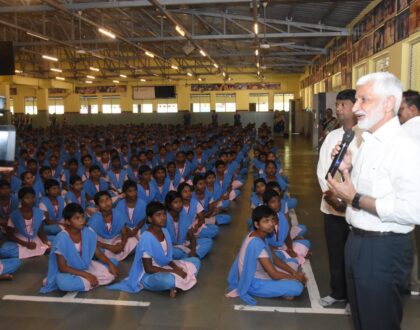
[106,156,128,194]
[115,180,146,238]
[40,203,118,293]
[250,178,266,209]
[120,144,131,167]
[0,257,21,281]
[64,175,96,218]
[125,155,139,181]
[153,145,169,168]
[252,151,266,179]
[34,166,54,197]
[192,174,231,226]
[178,182,219,239]
[88,191,137,261]
[48,155,63,181]
[0,180,19,227]
[167,161,182,190]
[84,165,110,201]
[0,187,50,259]
[0,161,21,195]
[39,179,66,236]
[108,201,200,296]
[262,160,297,210]
[264,189,310,265]
[151,166,170,204]
[137,165,157,204]
[175,151,192,181]
[226,205,306,305]
[215,160,240,201]
[61,158,81,192]
[204,170,230,210]
[192,144,208,174]
[165,191,212,260]
[98,150,111,175]
[80,155,93,182]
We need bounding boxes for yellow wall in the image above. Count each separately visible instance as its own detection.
[4,73,301,113]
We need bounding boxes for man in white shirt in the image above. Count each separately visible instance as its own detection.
[316,89,360,307]
[398,90,420,296]
[327,72,420,330]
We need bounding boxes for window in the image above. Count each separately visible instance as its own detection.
[48,97,64,114]
[102,96,121,114]
[249,93,269,112]
[355,63,368,81]
[191,94,211,112]
[410,41,420,90]
[24,97,37,115]
[10,99,13,114]
[375,55,390,72]
[215,94,236,112]
[274,93,294,112]
[157,98,178,113]
[133,101,153,113]
[80,96,98,114]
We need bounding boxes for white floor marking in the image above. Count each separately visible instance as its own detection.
[63,291,78,299]
[2,295,150,307]
[234,209,349,315]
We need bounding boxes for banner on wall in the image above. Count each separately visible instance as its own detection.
[75,85,127,94]
[191,82,280,92]
[133,86,155,99]
[49,88,67,94]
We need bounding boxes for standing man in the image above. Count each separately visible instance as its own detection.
[398,90,420,295]
[327,72,420,330]
[317,89,360,307]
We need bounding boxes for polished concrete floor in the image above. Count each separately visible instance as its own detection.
[1,135,419,330]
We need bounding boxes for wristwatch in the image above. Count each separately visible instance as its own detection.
[351,193,362,210]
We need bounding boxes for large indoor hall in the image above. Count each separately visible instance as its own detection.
[0,1,419,329]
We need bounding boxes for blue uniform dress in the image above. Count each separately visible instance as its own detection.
[165,210,212,260]
[108,229,200,293]
[0,258,21,275]
[40,226,115,293]
[115,198,147,234]
[40,196,66,236]
[227,233,303,305]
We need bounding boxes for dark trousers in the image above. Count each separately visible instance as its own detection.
[345,231,413,330]
[323,213,349,299]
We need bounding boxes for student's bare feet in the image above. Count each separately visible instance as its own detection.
[305,251,313,259]
[0,274,14,281]
[169,288,177,298]
[284,296,294,301]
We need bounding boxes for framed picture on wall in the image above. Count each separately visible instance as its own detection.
[374,26,385,53]
[374,2,385,27]
[397,0,410,12]
[409,0,420,34]
[384,18,395,47]
[383,0,396,22]
[396,9,410,41]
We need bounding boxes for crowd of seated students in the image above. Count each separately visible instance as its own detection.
[0,123,250,296]
[0,121,310,304]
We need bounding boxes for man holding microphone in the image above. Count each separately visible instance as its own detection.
[327,72,420,330]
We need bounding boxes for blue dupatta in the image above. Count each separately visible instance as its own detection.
[107,229,173,293]
[40,226,97,293]
[10,207,44,240]
[115,198,146,229]
[88,209,127,239]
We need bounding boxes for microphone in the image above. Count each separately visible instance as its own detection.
[325,129,355,180]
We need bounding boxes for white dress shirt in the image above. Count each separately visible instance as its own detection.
[317,126,361,216]
[402,116,420,146]
[346,117,420,233]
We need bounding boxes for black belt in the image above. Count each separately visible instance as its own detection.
[351,227,409,237]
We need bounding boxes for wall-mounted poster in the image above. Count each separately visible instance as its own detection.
[75,85,127,94]
[397,0,410,12]
[132,86,155,100]
[374,26,385,53]
[190,82,280,92]
[396,9,410,41]
[384,18,395,47]
[409,0,420,34]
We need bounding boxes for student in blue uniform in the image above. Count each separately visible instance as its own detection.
[0,180,19,227]
[115,180,146,238]
[108,201,200,297]
[40,203,118,293]
[226,205,306,305]
[0,257,21,281]
[137,165,157,204]
[83,165,110,201]
[106,156,128,194]
[88,191,137,262]
[39,179,66,236]
[152,166,171,203]
[164,191,212,260]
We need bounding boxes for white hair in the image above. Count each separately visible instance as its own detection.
[356,72,403,115]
